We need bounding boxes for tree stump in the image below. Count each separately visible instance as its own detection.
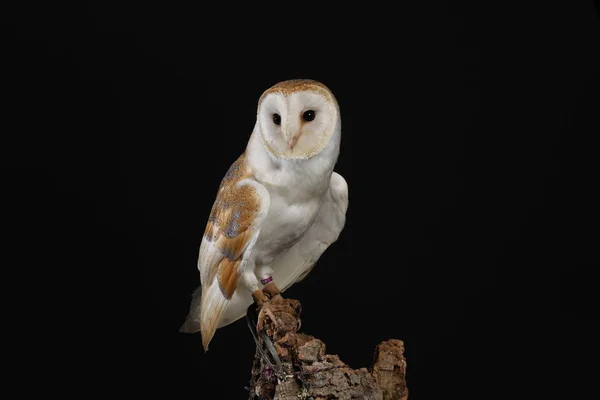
[247,295,408,400]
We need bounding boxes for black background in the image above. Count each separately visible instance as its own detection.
[4,1,599,399]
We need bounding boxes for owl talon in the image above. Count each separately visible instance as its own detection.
[257,313,265,332]
[246,304,281,372]
[262,281,281,299]
[252,289,268,306]
[257,306,282,333]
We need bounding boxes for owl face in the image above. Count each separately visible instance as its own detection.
[257,80,339,160]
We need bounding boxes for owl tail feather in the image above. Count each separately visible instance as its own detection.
[180,280,229,352]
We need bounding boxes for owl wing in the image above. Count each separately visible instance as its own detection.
[180,163,270,351]
[217,172,348,328]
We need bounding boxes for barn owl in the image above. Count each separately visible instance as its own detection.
[180,79,349,351]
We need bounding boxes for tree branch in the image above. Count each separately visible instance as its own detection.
[247,295,409,400]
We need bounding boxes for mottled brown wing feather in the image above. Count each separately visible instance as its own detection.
[179,153,269,349]
[200,154,267,299]
[217,258,241,299]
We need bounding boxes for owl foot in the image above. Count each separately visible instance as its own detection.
[257,306,282,332]
[252,289,268,307]
[262,281,281,299]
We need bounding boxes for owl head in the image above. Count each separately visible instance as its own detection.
[256,79,341,160]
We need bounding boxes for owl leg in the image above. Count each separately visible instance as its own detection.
[262,278,281,299]
[252,290,268,306]
[256,265,281,299]
[243,269,268,306]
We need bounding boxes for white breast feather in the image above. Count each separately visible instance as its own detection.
[217,172,348,327]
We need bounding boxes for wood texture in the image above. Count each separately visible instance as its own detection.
[247,296,409,400]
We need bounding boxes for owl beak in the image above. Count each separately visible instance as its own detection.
[288,133,300,150]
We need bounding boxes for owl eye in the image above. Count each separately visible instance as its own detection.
[302,110,316,122]
[272,113,281,125]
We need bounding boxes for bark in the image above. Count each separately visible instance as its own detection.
[247,295,408,400]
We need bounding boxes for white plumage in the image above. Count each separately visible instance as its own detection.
[180,79,349,351]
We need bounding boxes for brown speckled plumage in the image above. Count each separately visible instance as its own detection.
[217,258,240,300]
[259,79,334,106]
[202,153,262,299]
